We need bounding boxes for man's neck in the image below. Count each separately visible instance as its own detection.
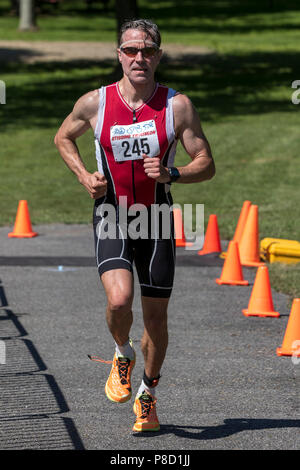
[118,77,157,109]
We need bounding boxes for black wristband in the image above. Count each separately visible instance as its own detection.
[167,167,180,183]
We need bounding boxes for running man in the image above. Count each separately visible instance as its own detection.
[54,19,215,432]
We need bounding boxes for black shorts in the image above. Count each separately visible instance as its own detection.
[92,198,176,298]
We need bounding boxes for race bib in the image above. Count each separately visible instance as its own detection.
[110,119,160,162]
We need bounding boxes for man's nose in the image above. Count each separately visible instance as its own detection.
[135,50,144,60]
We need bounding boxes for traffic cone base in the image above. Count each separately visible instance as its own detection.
[176,240,193,247]
[217,278,249,286]
[276,299,300,356]
[242,309,280,318]
[222,256,265,267]
[198,248,220,254]
[241,260,265,267]
[216,241,249,286]
[276,346,300,357]
[8,231,38,238]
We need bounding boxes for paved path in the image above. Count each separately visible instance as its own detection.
[0,40,215,64]
[0,224,299,452]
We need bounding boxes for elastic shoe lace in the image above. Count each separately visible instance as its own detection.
[87,355,112,364]
[139,393,156,419]
[88,354,131,385]
[117,357,131,385]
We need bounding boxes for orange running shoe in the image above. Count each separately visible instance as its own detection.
[132,391,160,432]
[105,348,135,404]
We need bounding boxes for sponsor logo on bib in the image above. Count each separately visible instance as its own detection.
[110,119,160,162]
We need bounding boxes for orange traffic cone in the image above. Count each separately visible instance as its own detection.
[216,241,249,285]
[233,200,252,243]
[277,298,300,356]
[198,214,221,255]
[220,200,252,259]
[8,200,38,238]
[173,207,193,247]
[242,265,280,317]
[238,205,265,267]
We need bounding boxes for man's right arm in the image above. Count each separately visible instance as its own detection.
[54,90,107,199]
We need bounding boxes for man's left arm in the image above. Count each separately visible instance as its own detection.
[171,93,215,183]
[143,93,215,183]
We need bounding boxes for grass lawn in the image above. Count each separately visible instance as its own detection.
[0,0,299,300]
[1,0,300,53]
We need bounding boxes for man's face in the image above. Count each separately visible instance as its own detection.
[118,29,162,84]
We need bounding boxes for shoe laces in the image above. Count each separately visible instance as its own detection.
[88,354,131,385]
[138,393,156,419]
[117,357,131,385]
[87,355,112,364]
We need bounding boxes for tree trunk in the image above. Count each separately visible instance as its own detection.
[112,0,139,80]
[19,0,37,31]
[0,80,6,105]
[115,0,139,35]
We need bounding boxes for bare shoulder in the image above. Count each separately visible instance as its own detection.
[73,89,100,122]
[173,92,201,136]
[173,92,196,115]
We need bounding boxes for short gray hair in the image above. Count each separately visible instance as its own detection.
[118,19,161,47]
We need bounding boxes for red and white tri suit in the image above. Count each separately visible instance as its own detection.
[92,82,178,298]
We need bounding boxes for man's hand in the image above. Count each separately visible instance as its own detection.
[142,155,170,183]
[79,171,107,199]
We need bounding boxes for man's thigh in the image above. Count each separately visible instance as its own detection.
[134,238,176,299]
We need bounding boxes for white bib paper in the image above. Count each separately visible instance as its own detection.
[110,119,160,162]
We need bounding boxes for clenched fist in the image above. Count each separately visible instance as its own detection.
[142,155,170,183]
[80,171,107,199]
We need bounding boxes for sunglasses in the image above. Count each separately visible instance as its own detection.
[120,46,159,58]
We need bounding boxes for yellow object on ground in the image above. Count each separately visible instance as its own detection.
[260,238,300,264]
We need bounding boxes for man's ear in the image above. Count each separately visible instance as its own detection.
[117,48,122,63]
[157,49,163,64]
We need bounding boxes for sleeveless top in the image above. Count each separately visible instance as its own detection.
[94,82,178,207]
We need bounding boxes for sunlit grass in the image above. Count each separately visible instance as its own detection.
[0,0,299,299]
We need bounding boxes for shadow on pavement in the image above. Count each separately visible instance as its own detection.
[133,418,300,440]
[0,278,85,450]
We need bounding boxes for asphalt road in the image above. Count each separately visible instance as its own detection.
[0,224,299,452]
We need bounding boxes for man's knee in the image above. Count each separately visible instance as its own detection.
[101,269,133,314]
[107,292,133,314]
